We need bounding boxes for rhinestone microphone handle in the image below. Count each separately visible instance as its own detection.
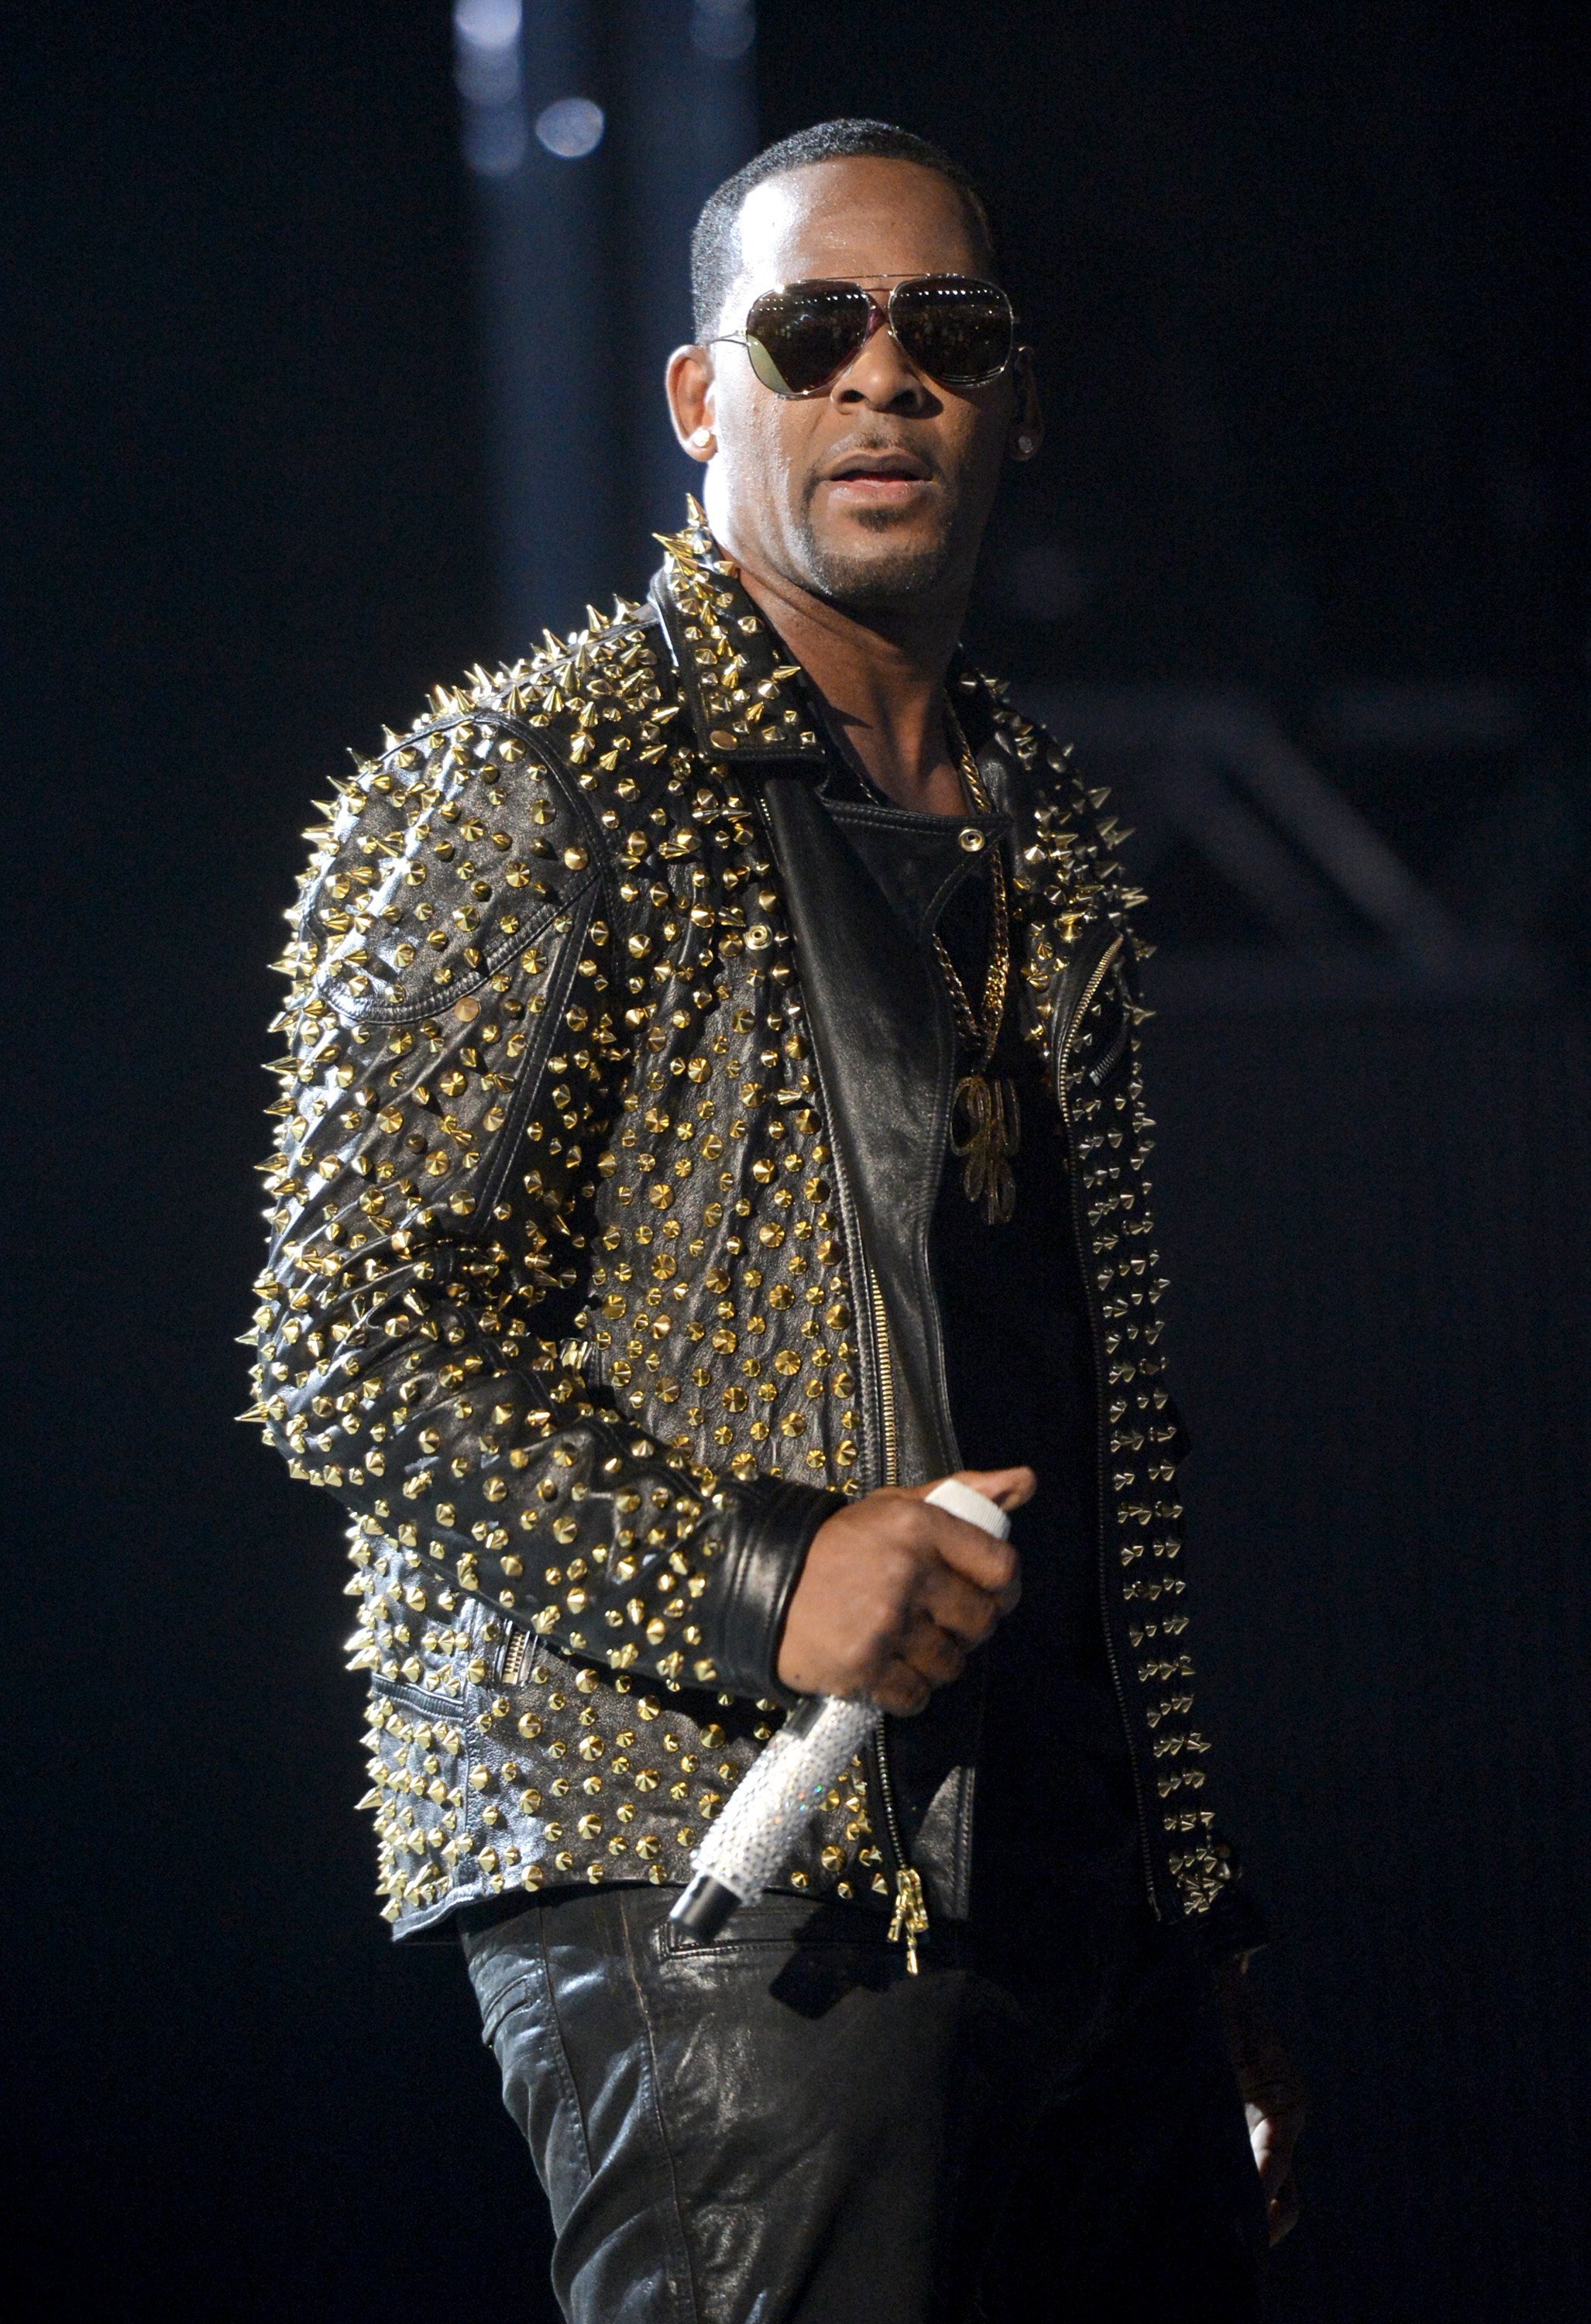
[668,1480,1012,1941]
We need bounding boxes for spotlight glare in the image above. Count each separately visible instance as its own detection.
[534,97,606,160]
[465,108,529,177]
[453,0,522,50]
[454,0,523,143]
[690,0,755,60]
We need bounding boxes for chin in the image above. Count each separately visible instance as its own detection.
[799,516,959,614]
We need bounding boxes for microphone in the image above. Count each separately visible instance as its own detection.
[668,1477,1012,1942]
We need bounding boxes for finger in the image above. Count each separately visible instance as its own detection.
[914,1506,1022,1603]
[897,1611,967,1690]
[1268,2174,1301,2246]
[902,1464,1036,1515]
[954,1464,1038,1512]
[1244,2093,1304,2196]
[1270,2108,1306,2188]
[919,1563,1006,1648]
[873,1657,933,1717]
[1245,2105,1282,2194]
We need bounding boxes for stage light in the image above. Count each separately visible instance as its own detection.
[454,0,527,177]
[455,1,754,643]
[455,0,522,51]
[534,96,605,159]
[690,0,756,60]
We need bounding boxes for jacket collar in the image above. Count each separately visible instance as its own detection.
[648,503,830,767]
[648,501,1018,799]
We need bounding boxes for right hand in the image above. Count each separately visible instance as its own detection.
[775,1466,1034,1714]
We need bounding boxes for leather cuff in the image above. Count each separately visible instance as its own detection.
[703,1480,847,1701]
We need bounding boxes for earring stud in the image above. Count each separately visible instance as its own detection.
[1016,434,1035,456]
[689,427,714,449]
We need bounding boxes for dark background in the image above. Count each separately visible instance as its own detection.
[9,4,1589,2316]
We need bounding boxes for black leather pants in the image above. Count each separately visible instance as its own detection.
[462,1887,1267,2324]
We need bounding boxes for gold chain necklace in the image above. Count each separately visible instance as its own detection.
[934,713,1019,1225]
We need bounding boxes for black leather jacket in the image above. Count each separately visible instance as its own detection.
[249,507,1258,1954]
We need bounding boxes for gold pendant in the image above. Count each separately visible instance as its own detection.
[950,1073,1020,1225]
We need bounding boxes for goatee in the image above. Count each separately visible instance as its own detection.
[793,514,960,616]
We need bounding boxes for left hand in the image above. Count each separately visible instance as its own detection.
[1213,1958,1306,2245]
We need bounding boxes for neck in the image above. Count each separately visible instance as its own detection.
[732,553,971,816]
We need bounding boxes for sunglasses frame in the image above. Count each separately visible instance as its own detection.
[709,272,1020,400]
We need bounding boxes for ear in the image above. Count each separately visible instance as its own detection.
[1007,346,1044,463]
[667,345,717,462]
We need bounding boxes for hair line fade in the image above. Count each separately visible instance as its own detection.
[689,119,1001,342]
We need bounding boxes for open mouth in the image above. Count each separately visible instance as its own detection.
[822,447,934,497]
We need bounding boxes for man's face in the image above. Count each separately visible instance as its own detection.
[679,157,1031,620]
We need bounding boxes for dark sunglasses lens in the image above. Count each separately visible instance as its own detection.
[892,277,1014,386]
[744,281,871,395]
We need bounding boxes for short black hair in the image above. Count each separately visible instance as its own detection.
[690,119,999,340]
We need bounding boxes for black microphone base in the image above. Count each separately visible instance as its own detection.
[668,1873,744,1941]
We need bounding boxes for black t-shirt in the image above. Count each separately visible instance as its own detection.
[930,865,1107,1697]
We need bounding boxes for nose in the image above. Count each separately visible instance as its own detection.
[830,300,936,414]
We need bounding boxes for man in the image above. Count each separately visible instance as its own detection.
[251,119,1302,2322]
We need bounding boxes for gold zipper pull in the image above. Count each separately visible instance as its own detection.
[888,1866,930,1975]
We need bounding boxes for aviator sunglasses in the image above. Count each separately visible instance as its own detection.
[711,273,1019,398]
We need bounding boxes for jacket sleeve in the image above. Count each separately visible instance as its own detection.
[248,697,840,1700]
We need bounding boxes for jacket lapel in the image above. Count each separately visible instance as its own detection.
[758,772,953,1486]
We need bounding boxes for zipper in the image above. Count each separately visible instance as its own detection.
[866,1266,900,1490]
[865,1260,929,1972]
[1059,933,1125,1061]
[878,1755,927,1972]
[1087,967,1131,1086]
[1054,932,1163,1921]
